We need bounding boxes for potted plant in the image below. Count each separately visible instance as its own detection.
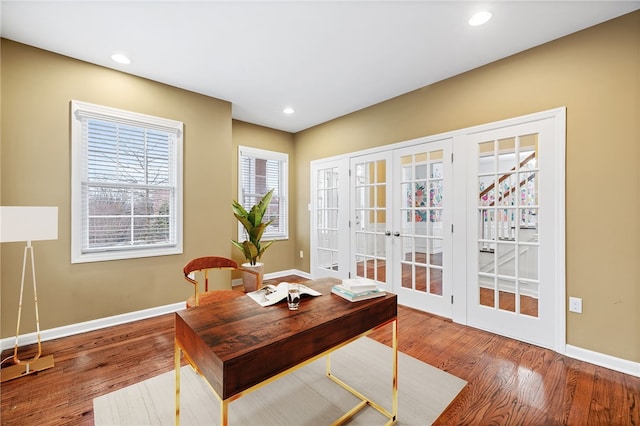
[232,188,275,291]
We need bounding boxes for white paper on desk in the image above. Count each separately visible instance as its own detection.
[246,282,321,307]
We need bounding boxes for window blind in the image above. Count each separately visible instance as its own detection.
[238,146,288,240]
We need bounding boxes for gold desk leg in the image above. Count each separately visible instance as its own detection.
[326,319,399,425]
[391,318,398,423]
[325,352,331,376]
[175,341,181,426]
[221,399,229,426]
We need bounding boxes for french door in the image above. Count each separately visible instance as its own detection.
[350,152,393,290]
[310,159,349,279]
[392,141,452,317]
[347,140,453,318]
[461,113,564,350]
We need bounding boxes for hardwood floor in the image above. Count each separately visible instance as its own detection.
[2,276,639,425]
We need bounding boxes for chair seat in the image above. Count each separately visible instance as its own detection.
[186,289,244,309]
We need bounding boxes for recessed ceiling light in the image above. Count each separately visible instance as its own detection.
[283,107,295,115]
[469,10,492,26]
[111,53,131,65]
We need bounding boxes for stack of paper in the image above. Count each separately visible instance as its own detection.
[331,278,385,302]
[341,278,378,293]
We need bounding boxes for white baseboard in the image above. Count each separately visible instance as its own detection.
[268,269,312,280]
[2,269,312,352]
[231,268,312,288]
[565,344,640,378]
[1,302,184,352]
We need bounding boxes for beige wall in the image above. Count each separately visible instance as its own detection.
[0,40,297,337]
[294,11,640,362]
[231,120,296,273]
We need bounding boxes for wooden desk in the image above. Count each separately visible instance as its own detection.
[174,277,398,425]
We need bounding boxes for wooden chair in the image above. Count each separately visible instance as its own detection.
[182,256,260,308]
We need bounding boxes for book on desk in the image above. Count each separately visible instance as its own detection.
[331,278,385,302]
[247,282,321,307]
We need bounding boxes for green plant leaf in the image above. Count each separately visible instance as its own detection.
[231,240,245,253]
[233,213,253,234]
[251,219,274,243]
[231,200,248,218]
[242,240,259,264]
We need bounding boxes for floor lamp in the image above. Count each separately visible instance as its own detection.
[0,206,58,382]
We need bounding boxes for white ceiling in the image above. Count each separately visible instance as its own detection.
[2,1,639,133]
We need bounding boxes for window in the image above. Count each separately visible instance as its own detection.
[71,100,183,263]
[238,146,288,240]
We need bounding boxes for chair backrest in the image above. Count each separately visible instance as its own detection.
[184,256,239,277]
[183,256,240,306]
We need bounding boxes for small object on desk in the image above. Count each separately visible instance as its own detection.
[331,284,386,302]
[341,277,379,293]
[287,283,300,310]
[247,282,321,307]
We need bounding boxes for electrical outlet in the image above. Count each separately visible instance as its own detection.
[569,297,582,313]
[299,250,304,259]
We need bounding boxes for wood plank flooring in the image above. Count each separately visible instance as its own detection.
[2,276,639,425]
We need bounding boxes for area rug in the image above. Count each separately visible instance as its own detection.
[93,337,466,425]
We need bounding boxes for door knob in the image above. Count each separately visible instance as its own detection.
[385,231,391,236]
[393,232,400,237]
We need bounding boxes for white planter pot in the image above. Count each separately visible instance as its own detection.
[240,262,264,292]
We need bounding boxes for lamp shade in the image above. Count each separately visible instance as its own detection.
[0,206,58,243]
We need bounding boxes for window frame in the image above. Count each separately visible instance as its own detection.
[237,145,289,241]
[70,100,183,263]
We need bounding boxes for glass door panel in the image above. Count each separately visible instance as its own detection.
[310,158,349,279]
[351,154,391,286]
[477,134,540,318]
[316,166,340,272]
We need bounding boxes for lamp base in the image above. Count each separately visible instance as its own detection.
[1,354,54,382]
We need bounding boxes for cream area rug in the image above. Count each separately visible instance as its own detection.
[93,337,466,425]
